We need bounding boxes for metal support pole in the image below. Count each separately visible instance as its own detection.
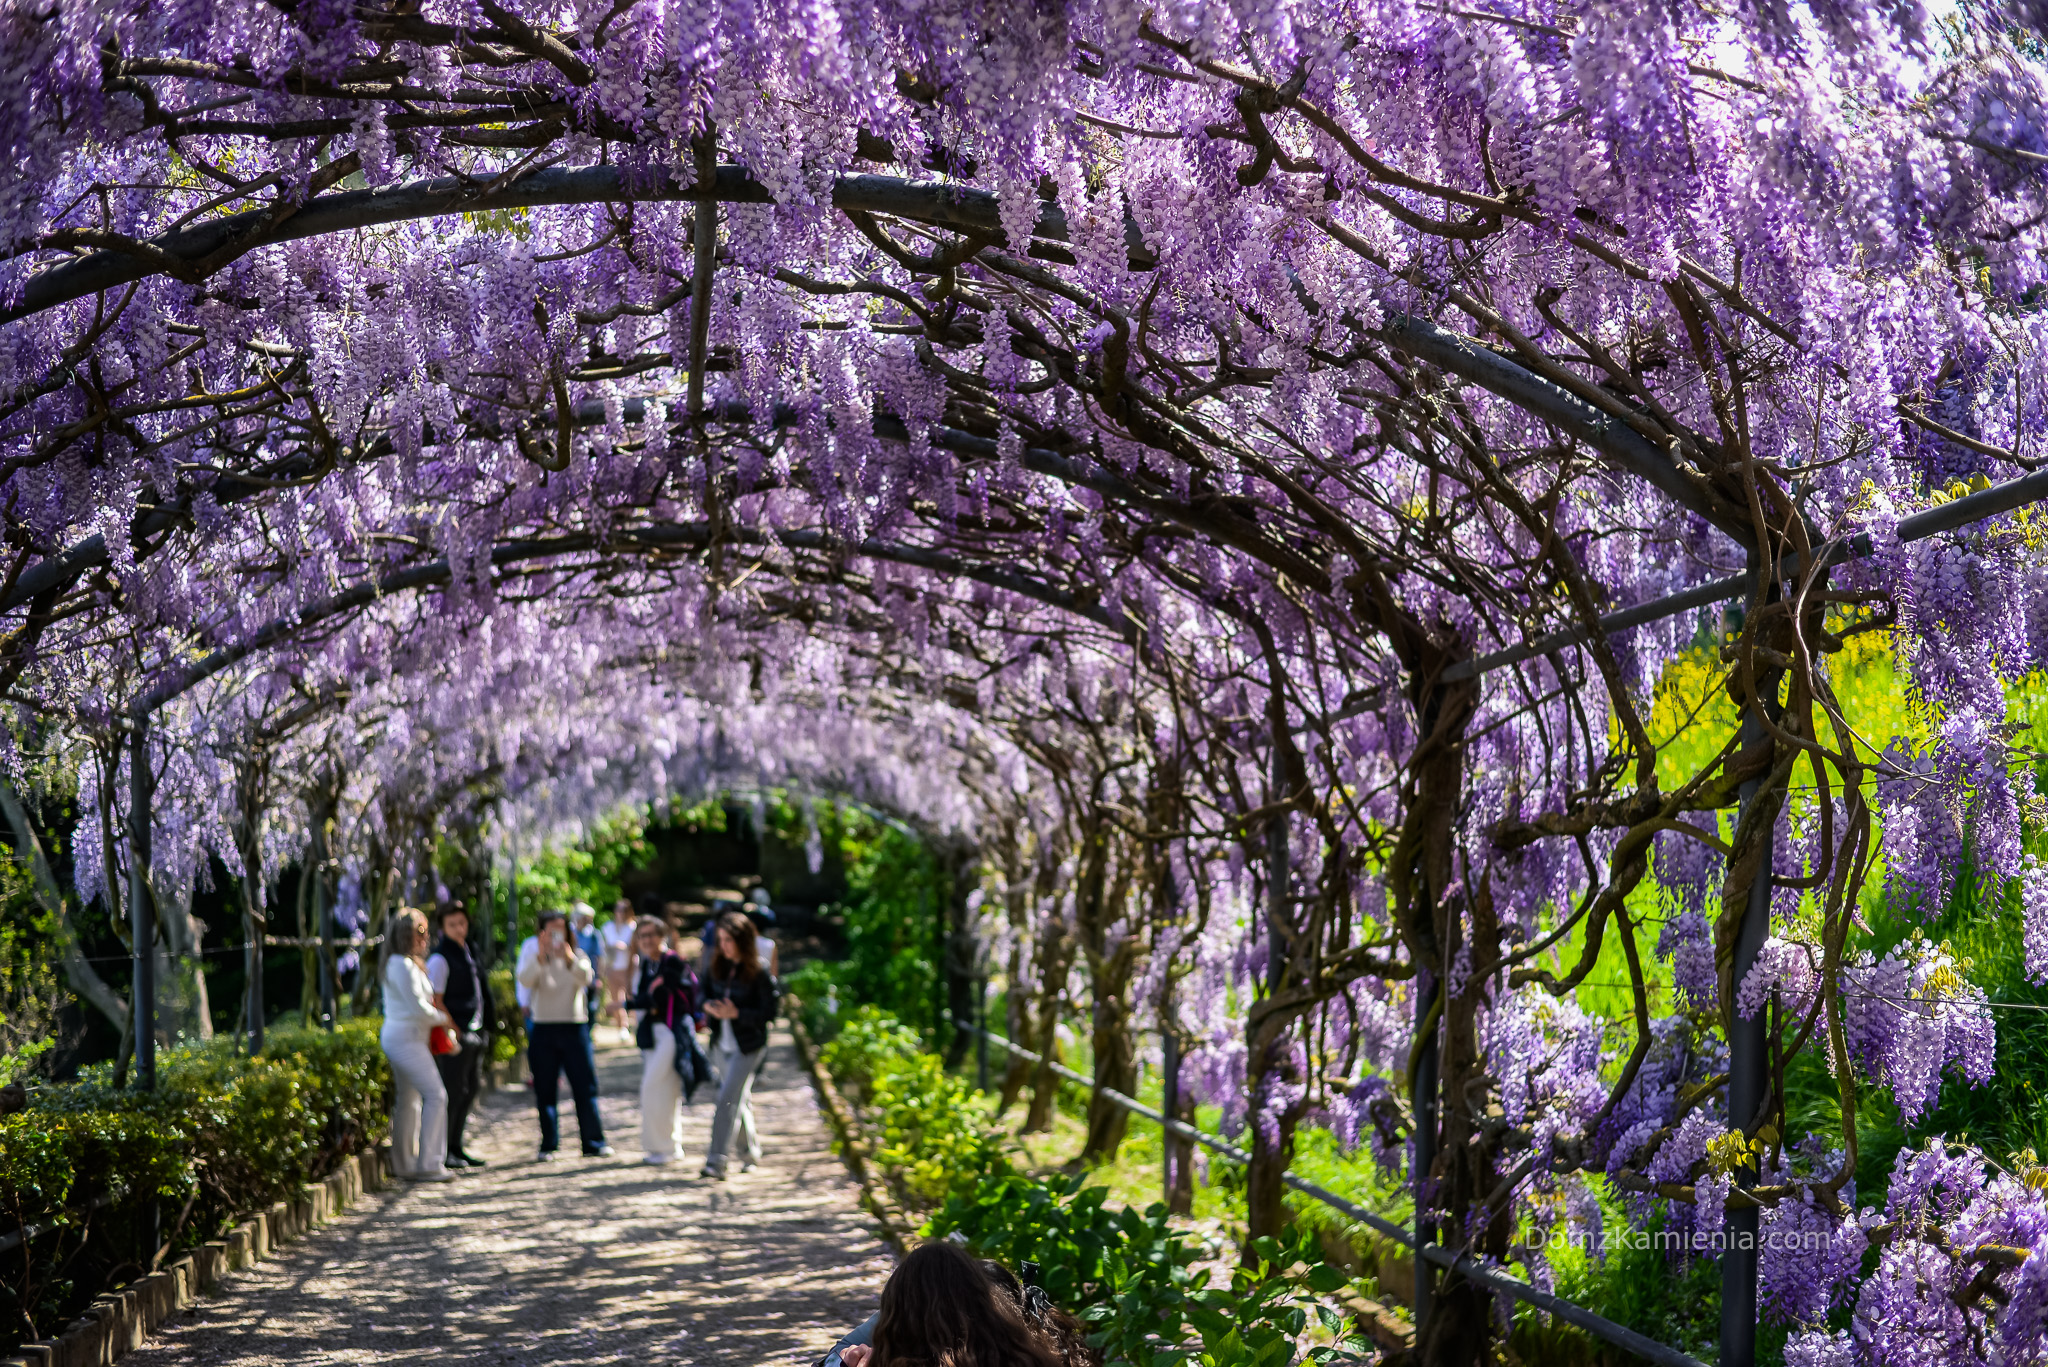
[475,848,494,970]
[1409,683,1447,1343]
[975,975,989,1091]
[1412,969,1439,1333]
[127,714,156,1092]
[1720,585,1777,1367]
[1162,998,1182,1205]
[1266,742,1289,996]
[245,918,264,1055]
[315,835,335,1031]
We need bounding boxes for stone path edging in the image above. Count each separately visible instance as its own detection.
[787,1013,918,1255]
[2,1146,395,1367]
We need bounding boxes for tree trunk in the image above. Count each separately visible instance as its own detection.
[308,780,341,1030]
[298,844,319,1027]
[1080,843,1141,1164]
[942,840,980,1069]
[1244,1005,1306,1245]
[996,838,1035,1115]
[1245,736,1305,1247]
[232,758,269,1053]
[1081,967,1137,1161]
[1021,909,1075,1134]
[354,848,396,1016]
[1395,673,1487,1367]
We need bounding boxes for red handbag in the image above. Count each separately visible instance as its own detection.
[428,1025,458,1055]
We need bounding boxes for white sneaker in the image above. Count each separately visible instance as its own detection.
[644,1152,674,1166]
[537,1150,560,1163]
[740,1161,758,1173]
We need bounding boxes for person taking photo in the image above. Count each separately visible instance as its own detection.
[517,909,613,1162]
[626,915,702,1165]
[424,901,488,1169]
[698,911,777,1180]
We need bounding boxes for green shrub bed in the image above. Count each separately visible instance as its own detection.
[817,1006,1010,1210]
[0,1020,390,1352]
[814,1005,1370,1367]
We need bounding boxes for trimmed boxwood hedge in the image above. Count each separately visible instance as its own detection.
[0,1019,390,1352]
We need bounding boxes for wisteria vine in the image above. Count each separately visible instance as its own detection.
[7,0,2048,1363]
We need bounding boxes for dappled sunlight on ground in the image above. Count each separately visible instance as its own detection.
[118,1027,892,1367]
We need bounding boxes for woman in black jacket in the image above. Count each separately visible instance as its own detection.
[626,916,700,1166]
[699,910,777,1179]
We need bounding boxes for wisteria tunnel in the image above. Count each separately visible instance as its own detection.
[7,2,2048,1366]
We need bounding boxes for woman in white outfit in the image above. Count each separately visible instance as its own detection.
[626,917,700,1164]
[601,899,638,1043]
[381,907,455,1181]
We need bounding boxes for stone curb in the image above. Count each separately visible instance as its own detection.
[787,1012,916,1256]
[2,1146,395,1367]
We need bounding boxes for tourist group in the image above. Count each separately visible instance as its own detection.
[374,893,781,1181]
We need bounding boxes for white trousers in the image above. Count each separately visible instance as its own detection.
[639,1023,684,1159]
[382,1024,448,1176]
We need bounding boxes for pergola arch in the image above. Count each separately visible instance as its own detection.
[10,5,2048,1365]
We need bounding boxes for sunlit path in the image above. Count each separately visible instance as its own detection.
[118,1027,890,1367]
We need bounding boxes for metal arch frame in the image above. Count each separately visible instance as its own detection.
[34,162,2048,1367]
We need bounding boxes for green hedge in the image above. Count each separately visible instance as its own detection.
[818,1005,1009,1209]
[932,1175,1369,1367]
[1,1020,389,1350]
[814,1006,1370,1367]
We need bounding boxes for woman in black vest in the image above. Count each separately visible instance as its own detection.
[626,915,701,1165]
[425,902,489,1168]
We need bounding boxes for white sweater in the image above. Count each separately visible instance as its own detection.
[517,940,594,1023]
[382,955,441,1031]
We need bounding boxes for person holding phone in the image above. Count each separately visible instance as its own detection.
[516,908,613,1161]
[626,915,701,1165]
[698,911,778,1179]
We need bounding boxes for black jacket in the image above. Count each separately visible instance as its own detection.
[628,952,702,1051]
[432,935,484,1032]
[703,965,778,1055]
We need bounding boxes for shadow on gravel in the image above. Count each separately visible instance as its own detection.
[116,1028,894,1367]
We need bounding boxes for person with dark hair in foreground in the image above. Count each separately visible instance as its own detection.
[979,1261,1098,1367]
[829,1241,1090,1367]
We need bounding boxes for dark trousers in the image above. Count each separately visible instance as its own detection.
[435,1038,484,1156]
[528,1021,605,1152]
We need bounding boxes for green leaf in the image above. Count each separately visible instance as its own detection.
[1306,1263,1348,1294]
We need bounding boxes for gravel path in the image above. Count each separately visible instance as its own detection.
[122,1025,894,1367]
